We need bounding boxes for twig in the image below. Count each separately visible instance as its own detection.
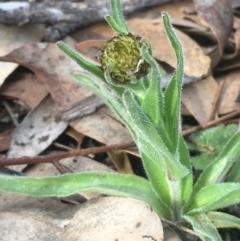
[53,142,74,151]
[161,218,200,238]
[186,138,215,152]
[182,109,240,136]
[3,101,19,127]
[0,141,136,167]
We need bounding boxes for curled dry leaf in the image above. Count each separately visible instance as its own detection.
[217,28,240,71]
[223,28,240,60]
[193,0,233,57]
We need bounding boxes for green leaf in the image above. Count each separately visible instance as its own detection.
[123,90,188,179]
[140,45,164,125]
[140,152,173,220]
[187,124,238,170]
[177,136,193,207]
[105,15,126,34]
[111,0,129,34]
[226,155,240,182]
[140,46,174,151]
[161,13,184,91]
[73,73,135,137]
[123,90,189,211]
[161,12,184,154]
[185,183,240,215]
[208,211,240,229]
[183,213,222,241]
[0,172,167,218]
[192,131,240,196]
[56,41,104,80]
[163,76,180,153]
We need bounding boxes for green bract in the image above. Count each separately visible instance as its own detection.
[1,1,240,240]
[100,33,151,84]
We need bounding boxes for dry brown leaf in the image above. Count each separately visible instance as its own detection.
[0,73,49,109]
[181,103,191,116]
[128,18,211,78]
[154,0,195,19]
[70,106,133,145]
[0,129,13,152]
[7,95,67,171]
[193,0,233,56]
[234,16,240,29]
[0,39,133,148]
[75,40,106,62]
[0,40,93,109]
[0,24,45,86]
[182,75,219,124]
[153,0,209,31]
[217,69,240,115]
[65,127,84,147]
[217,28,240,71]
[107,149,134,174]
[154,1,226,68]
[71,22,115,43]
[224,27,240,60]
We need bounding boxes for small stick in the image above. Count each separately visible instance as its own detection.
[3,101,19,127]
[187,138,215,152]
[182,109,240,136]
[0,141,136,167]
[161,218,199,238]
[53,142,74,151]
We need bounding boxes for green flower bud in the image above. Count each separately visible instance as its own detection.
[100,33,151,85]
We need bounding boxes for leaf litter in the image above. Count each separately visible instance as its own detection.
[0,0,240,240]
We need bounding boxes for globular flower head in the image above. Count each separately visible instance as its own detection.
[99,33,151,85]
